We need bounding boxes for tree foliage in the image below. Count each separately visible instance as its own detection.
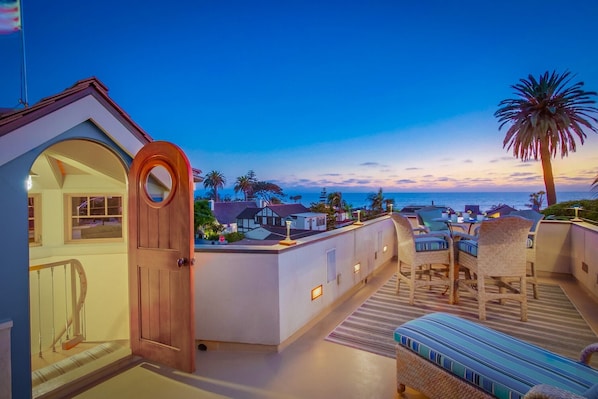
[194,199,215,233]
[203,170,226,202]
[310,202,336,230]
[495,71,598,206]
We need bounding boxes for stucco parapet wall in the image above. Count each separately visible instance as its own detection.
[194,215,391,254]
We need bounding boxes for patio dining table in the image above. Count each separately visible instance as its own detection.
[432,217,485,235]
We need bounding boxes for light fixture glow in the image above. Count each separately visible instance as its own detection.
[353,263,361,274]
[311,285,323,301]
[354,210,363,226]
[383,245,388,253]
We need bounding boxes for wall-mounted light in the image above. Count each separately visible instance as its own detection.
[353,263,361,274]
[26,172,37,191]
[383,245,388,253]
[311,285,323,301]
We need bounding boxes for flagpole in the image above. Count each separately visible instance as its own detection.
[18,0,28,107]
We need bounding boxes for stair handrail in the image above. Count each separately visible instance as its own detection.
[29,258,88,351]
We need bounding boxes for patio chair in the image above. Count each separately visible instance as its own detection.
[456,216,533,321]
[509,209,544,299]
[391,213,456,305]
[415,206,467,235]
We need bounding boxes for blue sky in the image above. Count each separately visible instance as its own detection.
[1,0,597,194]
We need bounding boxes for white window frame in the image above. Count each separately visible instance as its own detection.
[28,194,42,246]
[66,194,124,243]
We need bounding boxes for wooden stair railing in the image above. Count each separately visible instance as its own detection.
[29,259,88,357]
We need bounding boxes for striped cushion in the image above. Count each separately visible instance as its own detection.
[414,236,449,252]
[457,239,478,256]
[394,313,598,399]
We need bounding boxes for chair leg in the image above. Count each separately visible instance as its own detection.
[520,276,528,322]
[478,276,486,321]
[409,265,416,305]
[529,262,539,299]
[396,262,402,294]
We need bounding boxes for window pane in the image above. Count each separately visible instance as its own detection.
[107,196,122,215]
[72,197,88,216]
[70,195,123,240]
[89,197,105,215]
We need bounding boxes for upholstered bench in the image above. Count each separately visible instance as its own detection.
[394,313,598,399]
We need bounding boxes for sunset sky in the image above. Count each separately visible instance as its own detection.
[1,0,597,193]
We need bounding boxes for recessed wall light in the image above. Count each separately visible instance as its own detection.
[311,285,323,301]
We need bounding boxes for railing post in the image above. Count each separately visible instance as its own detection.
[70,261,80,337]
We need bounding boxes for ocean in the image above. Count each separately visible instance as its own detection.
[289,191,593,213]
[204,189,594,213]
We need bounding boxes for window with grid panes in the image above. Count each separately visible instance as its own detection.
[68,195,123,241]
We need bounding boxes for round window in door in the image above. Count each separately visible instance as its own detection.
[142,161,176,206]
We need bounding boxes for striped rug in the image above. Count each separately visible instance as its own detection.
[326,274,598,367]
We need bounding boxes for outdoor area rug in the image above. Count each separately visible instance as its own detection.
[326,274,598,367]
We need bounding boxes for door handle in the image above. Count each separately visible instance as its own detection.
[177,257,195,267]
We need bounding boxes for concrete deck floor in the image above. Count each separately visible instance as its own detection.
[69,260,598,399]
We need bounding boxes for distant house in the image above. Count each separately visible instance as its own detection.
[254,204,328,230]
[236,207,261,233]
[210,200,257,233]
[293,212,327,231]
[486,204,518,218]
[243,225,322,241]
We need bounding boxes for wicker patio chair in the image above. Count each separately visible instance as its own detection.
[391,213,456,305]
[456,216,533,321]
[415,206,467,235]
[509,209,545,299]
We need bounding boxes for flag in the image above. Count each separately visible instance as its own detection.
[0,0,21,34]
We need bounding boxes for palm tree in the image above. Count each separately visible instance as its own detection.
[203,170,226,202]
[234,175,252,201]
[495,71,598,206]
[327,191,342,209]
[367,188,385,214]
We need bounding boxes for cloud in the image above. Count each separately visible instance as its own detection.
[360,162,382,167]
[489,156,514,163]
[405,167,422,170]
[396,179,416,184]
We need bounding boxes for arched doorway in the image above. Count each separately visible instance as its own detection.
[27,139,132,397]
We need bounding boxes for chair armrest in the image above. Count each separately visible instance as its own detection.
[450,224,469,234]
[420,231,453,244]
[581,342,598,365]
[524,384,587,399]
[413,226,429,234]
[452,232,477,241]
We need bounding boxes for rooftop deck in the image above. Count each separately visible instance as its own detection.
[68,259,597,399]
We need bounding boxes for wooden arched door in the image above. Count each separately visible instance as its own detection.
[127,141,195,372]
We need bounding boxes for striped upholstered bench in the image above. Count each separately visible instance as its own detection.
[394,313,598,399]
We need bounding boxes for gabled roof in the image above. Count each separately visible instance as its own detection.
[0,77,202,180]
[237,207,261,219]
[0,77,150,141]
[262,204,310,218]
[213,201,257,224]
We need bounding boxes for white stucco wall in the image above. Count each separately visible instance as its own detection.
[194,216,395,347]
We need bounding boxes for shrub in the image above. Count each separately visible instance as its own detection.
[225,232,245,243]
[541,199,598,222]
